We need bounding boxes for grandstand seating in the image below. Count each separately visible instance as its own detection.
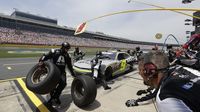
[0,11,175,49]
[0,27,141,49]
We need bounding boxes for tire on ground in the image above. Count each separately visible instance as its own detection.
[25,61,61,94]
[71,75,97,108]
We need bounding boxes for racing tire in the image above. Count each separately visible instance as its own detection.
[105,67,113,80]
[25,61,61,94]
[71,75,97,108]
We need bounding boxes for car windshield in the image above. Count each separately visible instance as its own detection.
[101,52,116,60]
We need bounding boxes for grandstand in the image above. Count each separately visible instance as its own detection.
[0,11,176,49]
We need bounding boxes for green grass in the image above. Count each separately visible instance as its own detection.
[0,44,59,48]
[0,44,110,58]
[0,50,42,58]
[0,44,48,58]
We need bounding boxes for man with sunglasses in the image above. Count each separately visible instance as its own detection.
[126,50,200,112]
[39,42,75,106]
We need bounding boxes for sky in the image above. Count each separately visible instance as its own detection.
[0,0,199,44]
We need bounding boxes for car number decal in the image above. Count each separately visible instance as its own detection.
[120,59,127,71]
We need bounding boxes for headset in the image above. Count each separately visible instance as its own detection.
[143,62,158,79]
[143,62,169,79]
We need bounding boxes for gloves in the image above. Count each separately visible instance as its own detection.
[38,62,45,69]
[125,99,138,107]
[137,90,147,96]
[71,72,76,77]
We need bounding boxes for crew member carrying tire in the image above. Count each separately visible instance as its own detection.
[39,42,75,106]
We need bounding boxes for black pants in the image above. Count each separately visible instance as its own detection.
[50,72,66,99]
[98,73,109,88]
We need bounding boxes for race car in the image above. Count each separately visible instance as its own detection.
[73,51,136,80]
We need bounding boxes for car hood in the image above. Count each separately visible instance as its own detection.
[73,59,91,69]
[73,59,117,69]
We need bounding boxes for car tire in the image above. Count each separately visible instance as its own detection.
[25,61,61,94]
[71,75,97,108]
[105,67,113,80]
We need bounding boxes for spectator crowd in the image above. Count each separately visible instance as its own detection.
[0,27,152,49]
